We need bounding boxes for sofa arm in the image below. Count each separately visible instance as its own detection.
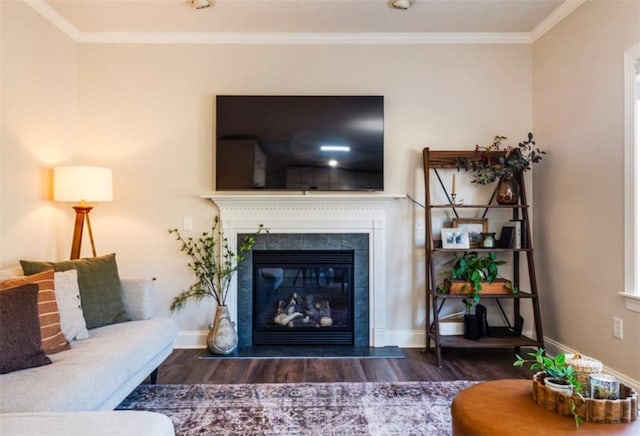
[120,278,155,320]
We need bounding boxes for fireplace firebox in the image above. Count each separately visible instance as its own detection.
[253,250,354,345]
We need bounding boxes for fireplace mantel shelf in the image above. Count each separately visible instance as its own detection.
[201,192,405,204]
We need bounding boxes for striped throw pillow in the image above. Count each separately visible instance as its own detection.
[0,270,70,354]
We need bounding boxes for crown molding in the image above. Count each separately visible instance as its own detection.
[77,31,531,45]
[530,0,587,42]
[24,0,81,41]
[25,0,584,46]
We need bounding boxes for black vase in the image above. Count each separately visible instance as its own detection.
[463,314,482,340]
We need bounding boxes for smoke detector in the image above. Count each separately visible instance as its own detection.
[389,0,415,10]
[191,0,212,9]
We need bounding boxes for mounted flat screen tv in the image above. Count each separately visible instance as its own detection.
[215,95,384,191]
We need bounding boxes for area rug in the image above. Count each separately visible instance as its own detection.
[117,381,476,435]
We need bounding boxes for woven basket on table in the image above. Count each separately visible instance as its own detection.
[532,372,638,424]
[564,353,603,396]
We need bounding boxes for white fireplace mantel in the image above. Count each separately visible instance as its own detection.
[202,192,405,347]
[203,192,404,208]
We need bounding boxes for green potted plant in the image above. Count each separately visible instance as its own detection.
[169,216,267,354]
[455,132,545,204]
[514,348,585,427]
[438,251,513,303]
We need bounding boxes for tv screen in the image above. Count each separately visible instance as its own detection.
[215,95,384,191]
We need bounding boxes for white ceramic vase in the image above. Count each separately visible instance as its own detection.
[207,305,238,355]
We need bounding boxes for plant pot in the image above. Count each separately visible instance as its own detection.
[496,176,520,205]
[449,279,512,295]
[480,232,497,248]
[463,314,481,340]
[544,377,574,396]
[207,305,238,355]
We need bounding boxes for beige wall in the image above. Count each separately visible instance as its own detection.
[533,0,640,380]
[1,2,77,265]
[73,42,532,338]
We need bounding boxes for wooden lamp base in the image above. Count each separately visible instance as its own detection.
[70,205,97,260]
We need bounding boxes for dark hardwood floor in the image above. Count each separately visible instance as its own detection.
[156,347,534,385]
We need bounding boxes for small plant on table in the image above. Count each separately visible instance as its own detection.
[514,348,584,428]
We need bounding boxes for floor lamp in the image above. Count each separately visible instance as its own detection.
[54,166,113,260]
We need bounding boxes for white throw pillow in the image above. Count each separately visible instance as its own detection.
[0,266,23,281]
[54,269,90,341]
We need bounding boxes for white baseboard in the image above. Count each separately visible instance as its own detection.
[383,328,539,349]
[383,329,426,348]
[543,337,640,394]
[175,330,207,349]
[174,329,525,350]
[173,329,428,349]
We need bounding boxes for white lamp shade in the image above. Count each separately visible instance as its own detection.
[54,166,113,202]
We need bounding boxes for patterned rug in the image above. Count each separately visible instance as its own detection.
[117,381,476,435]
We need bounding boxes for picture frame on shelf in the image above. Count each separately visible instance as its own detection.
[441,228,470,249]
[498,225,515,248]
[453,218,488,248]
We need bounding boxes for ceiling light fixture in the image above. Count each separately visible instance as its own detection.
[190,0,212,10]
[389,0,415,10]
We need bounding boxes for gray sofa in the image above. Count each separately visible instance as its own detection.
[0,277,178,434]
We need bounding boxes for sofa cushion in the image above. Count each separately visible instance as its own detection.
[54,270,90,341]
[0,411,175,436]
[0,266,23,281]
[0,284,52,374]
[120,277,155,321]
[0,270,70,354]
[21,254,129,329]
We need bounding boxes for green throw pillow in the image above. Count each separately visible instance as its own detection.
[20,253,129,329]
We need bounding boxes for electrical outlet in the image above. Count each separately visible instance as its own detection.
[613,317,623,340]
[183,216,193,231]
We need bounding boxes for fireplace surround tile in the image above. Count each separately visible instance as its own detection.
[302,233,342,249]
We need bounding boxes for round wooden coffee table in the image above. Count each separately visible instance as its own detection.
[451,379,639,435]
